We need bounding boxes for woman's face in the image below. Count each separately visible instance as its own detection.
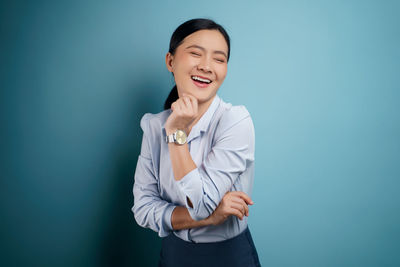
[166,29,228,105]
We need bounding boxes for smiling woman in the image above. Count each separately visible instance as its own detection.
[132,18,261,267]
[165,29,228,126]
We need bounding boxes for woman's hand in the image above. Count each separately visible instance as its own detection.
[208,191,254,226]
[164,94,198,135]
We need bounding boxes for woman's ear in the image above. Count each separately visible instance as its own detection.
[165,52,174,73]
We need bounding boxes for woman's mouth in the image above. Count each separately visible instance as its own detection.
[191,75,212,88]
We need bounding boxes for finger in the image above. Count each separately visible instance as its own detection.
[176,99,186,113]
[231,191,253,205]
[181,94,194,111]
[185,94,198,114]
[182,96,193,112]
[230,202,246,218]
[231,197,249,217]
[226,207,244,220]
[171,102,179,112]
[231,197,249,216]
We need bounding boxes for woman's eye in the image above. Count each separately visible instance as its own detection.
[215,58,225,63]
[190,52,201,56]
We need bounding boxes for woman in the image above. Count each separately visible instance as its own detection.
[132,18,260,267]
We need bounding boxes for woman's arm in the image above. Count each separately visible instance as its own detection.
[134,112,253,234]
[165,95,255,221]
[133,154,176,237]
[132,114,177,237]
[171,206,210,230]
[164,94,200,181]
[171,191,253,230]
[167,142,196,181]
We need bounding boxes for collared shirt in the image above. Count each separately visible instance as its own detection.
[132,94,255,243]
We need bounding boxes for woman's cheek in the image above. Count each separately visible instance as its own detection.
[187,57,199,68]
[216,66,227,81]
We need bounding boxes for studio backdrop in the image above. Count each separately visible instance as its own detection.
[1,1,399,266]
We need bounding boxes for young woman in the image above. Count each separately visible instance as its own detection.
[132,18,261,267]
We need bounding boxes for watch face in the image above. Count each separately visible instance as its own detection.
[175,130,187,145]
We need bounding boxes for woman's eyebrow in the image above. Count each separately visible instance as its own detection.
[185,44,227,59]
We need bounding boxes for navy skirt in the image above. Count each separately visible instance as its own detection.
[158,227,261,267]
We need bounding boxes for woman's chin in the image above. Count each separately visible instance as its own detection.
[178,86,218,103]
[197,93,218,105]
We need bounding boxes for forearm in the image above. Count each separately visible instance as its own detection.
[168,142,197,181]
[171,206,213,230]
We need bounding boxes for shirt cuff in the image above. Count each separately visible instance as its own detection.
[176,168,204,220]
[160,204,176,237]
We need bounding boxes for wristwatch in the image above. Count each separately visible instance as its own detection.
[165,129,187,145]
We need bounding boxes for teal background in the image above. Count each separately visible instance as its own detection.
[1,0,399,266]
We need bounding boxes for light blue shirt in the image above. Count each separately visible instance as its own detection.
[132,94,255,243]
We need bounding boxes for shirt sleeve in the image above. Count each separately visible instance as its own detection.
[132,114,176,237]
[176,106,255,221]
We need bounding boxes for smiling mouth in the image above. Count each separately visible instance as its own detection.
[191,75,212,84]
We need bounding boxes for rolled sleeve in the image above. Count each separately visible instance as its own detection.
[162,205,176,233]
[176,107,255,221]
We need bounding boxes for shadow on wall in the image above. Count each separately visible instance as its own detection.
[98,75,168,267]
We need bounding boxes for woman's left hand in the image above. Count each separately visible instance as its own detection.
[207,191,253,226]
[164,93,198,135]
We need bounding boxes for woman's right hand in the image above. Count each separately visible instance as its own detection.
[208,191,254,226]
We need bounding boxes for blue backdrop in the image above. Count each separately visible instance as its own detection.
[1,1,399,266]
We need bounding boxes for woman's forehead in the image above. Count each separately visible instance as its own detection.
[180,30,228,53]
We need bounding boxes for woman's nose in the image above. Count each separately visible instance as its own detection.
[197,57,212,73]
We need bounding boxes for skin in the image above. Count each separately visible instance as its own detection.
[164,30,254,229]
[165,29,229,134]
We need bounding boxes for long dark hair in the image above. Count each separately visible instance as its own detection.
[163,18,231,110]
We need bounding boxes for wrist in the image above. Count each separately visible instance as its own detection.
[190,214,213,227]
[166,128,178,136]
[203,215,215,226]
[166,127,189,136]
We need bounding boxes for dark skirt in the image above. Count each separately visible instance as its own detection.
[158,227,261,267]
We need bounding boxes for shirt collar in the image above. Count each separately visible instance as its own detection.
[162,94,221,141]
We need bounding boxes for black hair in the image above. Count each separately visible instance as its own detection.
[163,18,231,110]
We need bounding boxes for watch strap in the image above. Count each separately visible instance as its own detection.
[165,133,175,143]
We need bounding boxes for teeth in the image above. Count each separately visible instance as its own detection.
[191,76,211,83]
